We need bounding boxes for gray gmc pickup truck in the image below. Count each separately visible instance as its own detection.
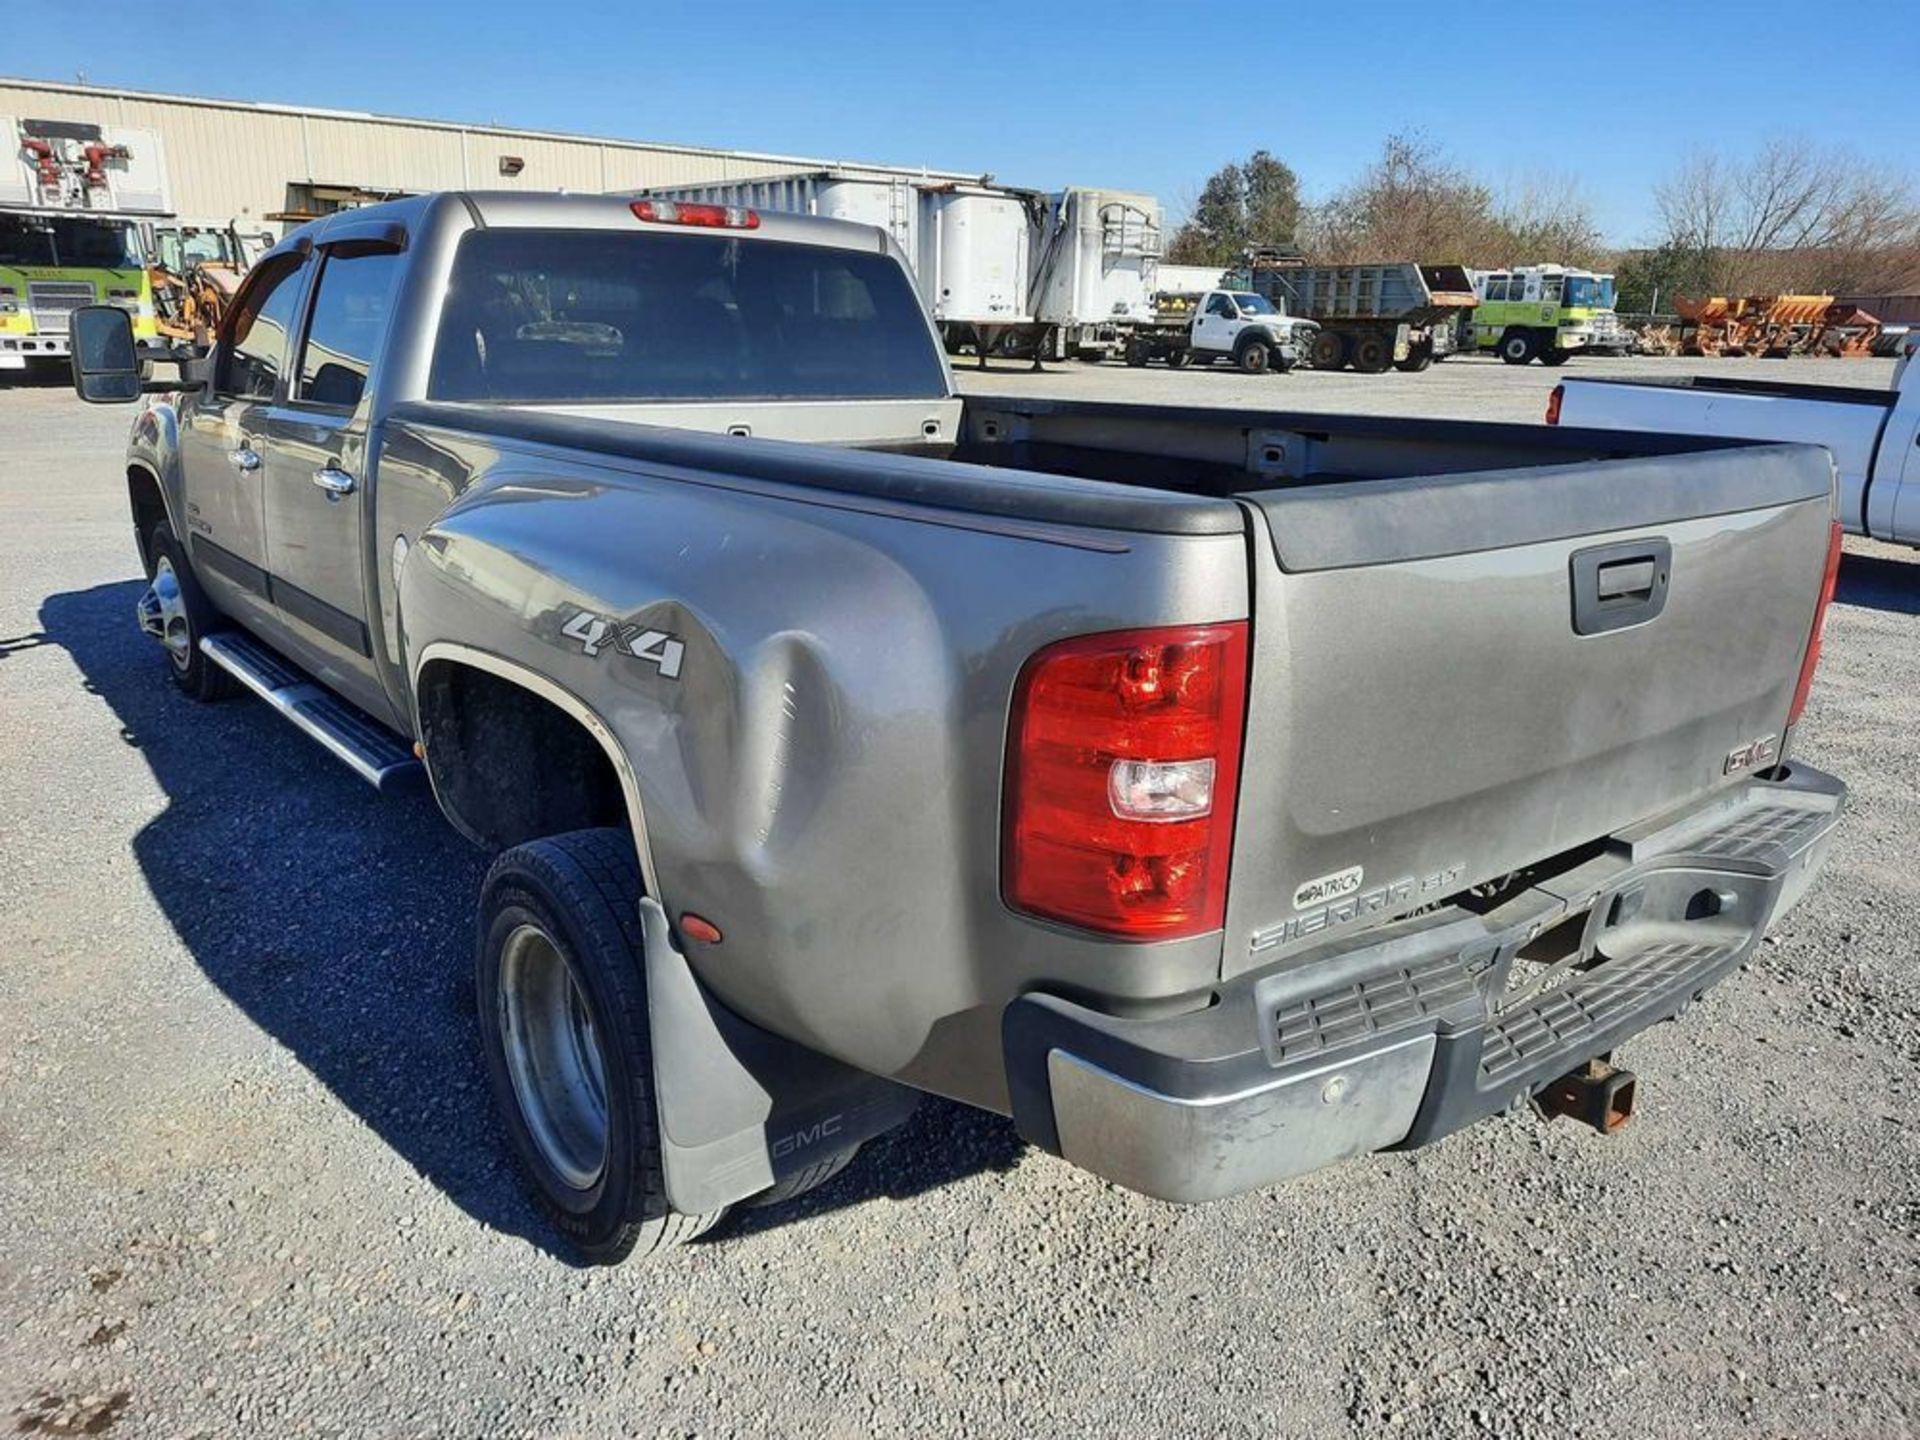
[70,192,1847,1263]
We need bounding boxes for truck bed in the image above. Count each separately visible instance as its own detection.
[387,392,1835,1008]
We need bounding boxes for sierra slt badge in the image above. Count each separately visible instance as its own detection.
[560,610,685,678]
[1251,861,1465,955]
[1293,865,1364,910]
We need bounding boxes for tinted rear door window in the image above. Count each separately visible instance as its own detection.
[296,246,402,410]
[429,229,947,403]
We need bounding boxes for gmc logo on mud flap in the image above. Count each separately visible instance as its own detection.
[771,1113,843,1160]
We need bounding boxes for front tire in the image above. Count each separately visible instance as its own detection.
[1499,329,1539,365]
[477,828,726,1263]
[1234,336,1272,374]
[143,521,239,702]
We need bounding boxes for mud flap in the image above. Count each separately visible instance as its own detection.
[638,899,920,1215]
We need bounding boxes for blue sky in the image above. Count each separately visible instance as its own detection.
[13,0,1917,244]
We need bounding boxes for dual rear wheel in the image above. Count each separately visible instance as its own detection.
[478,829,864,1262]
[144,529,854,1265]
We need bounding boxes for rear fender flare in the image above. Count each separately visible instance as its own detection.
[410,641,663,897]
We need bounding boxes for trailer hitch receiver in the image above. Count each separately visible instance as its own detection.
[1534,1056,1636,1134]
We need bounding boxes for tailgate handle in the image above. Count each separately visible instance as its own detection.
[1596,558,1657,600]
[1570,539,1671,635]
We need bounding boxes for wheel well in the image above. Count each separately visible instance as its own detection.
[128,465,166,574]
[415,660,630,852]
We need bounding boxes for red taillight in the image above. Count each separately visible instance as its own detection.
[1788,521,1844,726]
[1545,384,1564,425]
[629,199,760,230]
[1003,622,1249,940]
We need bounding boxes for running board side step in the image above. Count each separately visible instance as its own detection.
[200,632,424,793]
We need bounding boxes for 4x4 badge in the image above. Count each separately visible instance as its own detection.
[560,610,685,679]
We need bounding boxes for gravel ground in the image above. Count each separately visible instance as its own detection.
[1,357,1915,1439]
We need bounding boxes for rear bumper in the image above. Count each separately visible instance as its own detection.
[1004,764,1845,1203]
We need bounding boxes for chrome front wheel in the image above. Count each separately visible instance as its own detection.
[141,554,194,672]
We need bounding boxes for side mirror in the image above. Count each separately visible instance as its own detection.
[70,306,142,404]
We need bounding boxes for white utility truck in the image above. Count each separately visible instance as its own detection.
[1550,332,1920,549]
[1123,287,1315,373]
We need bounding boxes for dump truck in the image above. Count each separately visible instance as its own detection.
[1245,251,1477,373]
[1,115,168,375]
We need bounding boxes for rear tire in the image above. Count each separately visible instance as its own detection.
[1539,348,1570,367]
[477,828,726,1263]
[1350,333,1392,373]
[144,521,240,703]
[1234,336,1272,374]
[1166,348,1192,369]
[1310,330,1349,371]
[1394,345,1434,373]
[1499,329,1538,365]
[1124,339,1148,367]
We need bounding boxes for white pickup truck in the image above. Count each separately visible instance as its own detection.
[1550,334,1920,549]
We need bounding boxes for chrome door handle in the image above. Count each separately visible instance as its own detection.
[312,465,357,501]
[229,446,261,472]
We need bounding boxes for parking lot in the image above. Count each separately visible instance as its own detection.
[1,354,1915,1439]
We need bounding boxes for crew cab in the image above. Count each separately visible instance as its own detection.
[71,192,1846,1263]
[1550,332,1920,548]
[1124,288,1314,373]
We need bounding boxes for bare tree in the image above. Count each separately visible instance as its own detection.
[1496,173,1607,270]
[1653,138,1920,295]
[1298,133,1605,268]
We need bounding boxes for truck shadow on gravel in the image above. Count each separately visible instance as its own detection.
[1836,550,1920,615]
[41,580,1024,1264]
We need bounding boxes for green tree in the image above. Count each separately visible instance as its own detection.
[1166,152,1300,264]
[1612,244,1713,316]
[1243,150,1301,248]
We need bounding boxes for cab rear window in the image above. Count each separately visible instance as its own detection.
[429,229,948,403]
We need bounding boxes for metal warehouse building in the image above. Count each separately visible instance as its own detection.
[0,76,974,227]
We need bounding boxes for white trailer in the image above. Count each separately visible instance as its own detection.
[637,171,1044,361]
[1027,187,1162,360]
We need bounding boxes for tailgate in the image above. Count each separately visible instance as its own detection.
[1220,441,1835,979]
